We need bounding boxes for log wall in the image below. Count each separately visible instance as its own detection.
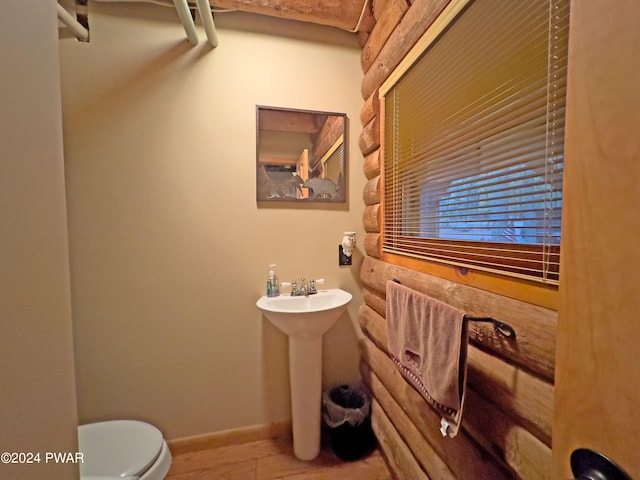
[357,1,556,478]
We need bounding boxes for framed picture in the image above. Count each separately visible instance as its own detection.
[256,106,347,203]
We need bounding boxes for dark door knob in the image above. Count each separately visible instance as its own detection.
[571,449,632,480]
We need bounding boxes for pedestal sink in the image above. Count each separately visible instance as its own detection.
[256,289,352,460]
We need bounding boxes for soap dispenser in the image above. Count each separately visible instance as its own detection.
[267,264,280,297]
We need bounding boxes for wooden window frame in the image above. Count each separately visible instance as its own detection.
[378,0,566,310]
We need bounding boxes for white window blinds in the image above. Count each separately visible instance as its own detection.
[383,0,569,284]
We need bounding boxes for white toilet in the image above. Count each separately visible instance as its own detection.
[78,420,172,480]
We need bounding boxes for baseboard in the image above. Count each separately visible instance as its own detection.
[167,420,293,456]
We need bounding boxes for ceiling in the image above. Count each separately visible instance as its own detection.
[73,0,375,34]
[203,0,374,33]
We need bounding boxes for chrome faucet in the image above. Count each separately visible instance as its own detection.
[298,278,310,296]
[288,277,320,296]
[283,277,324,296]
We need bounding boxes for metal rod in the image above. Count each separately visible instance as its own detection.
[195,0,219,47]
[56,2,89,42]
[391,279,516,339]
[172,0,199,45]
[463,315,516,339]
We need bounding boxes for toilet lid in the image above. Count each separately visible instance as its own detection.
[78,420,164,477]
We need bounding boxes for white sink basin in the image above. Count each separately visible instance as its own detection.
[256,288,352,461]
[256,289,352,338]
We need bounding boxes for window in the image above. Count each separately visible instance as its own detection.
[382,0,569,284]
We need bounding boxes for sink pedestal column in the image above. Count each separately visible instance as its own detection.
[256,289,352,461]
[288,335,323,460]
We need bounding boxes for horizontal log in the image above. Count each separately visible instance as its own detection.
[359,302,553,446]
[363,176,381,206]
[365,366,455,479]
[360,335,512,479]
[360,256,557,381]
[361,0,409,73]
[370,397,429,479]
[360,91,380,126]
[362,286,385,317]
[358,115,380,156]
[356,30,370,48]
[363,149,381,180]
[358,5,377,34]
[464,389,552,479]
[363,204,381,233]
[371,0,392,21]
[362,0,450,99]
[310,115,343,166]
[359,303,387,348]
[467,347,553,446]
[367,360,550,479]
[364,233,381,258]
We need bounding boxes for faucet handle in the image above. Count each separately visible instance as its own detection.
[308,278,325,295]
[280,281,299,296]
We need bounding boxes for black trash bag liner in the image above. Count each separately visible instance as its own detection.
[322,384,376,460]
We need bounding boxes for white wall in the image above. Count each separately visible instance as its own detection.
[0,1,79,478]
[60,2,366,439]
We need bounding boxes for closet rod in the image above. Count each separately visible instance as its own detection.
[172,0,199,44]
[195,0,219,47]
[56,2,89,42]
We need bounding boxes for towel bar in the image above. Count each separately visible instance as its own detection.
[390,279,516,339]
[463,315,516,339]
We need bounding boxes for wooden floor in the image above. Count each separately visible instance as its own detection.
[166,435,393,480]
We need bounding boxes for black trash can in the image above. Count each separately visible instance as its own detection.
[322,384,376,461]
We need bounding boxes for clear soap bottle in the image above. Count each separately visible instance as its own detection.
[267,264,280,297]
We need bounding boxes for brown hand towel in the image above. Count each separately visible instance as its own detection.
[386,280,469,437]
